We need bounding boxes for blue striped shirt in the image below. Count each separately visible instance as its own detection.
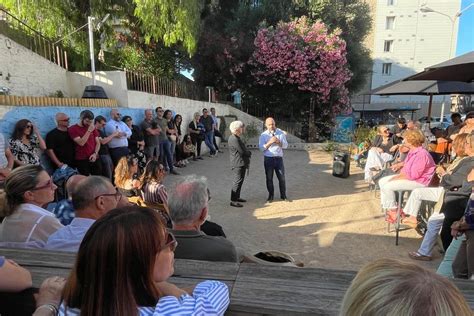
[58,280,229,316]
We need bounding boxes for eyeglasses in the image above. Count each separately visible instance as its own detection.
[25,124,33,129]
[31,179,55,191]
[58,118,70,122]
[383,129,389,133]
[94,188,122,202]
[159,232,178,252]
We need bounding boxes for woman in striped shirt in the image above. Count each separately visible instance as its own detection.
[59,206,229,316]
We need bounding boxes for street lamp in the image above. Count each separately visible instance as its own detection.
[420,3,474,59]
[54,14,110,85]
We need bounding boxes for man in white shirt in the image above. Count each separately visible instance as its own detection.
[258,117,289,202]
[104,109,132,165]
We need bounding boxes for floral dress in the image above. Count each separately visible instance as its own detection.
[9,135,41,165]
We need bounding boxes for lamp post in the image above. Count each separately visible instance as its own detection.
[54,14,110,85]
[420,3,474,59]
[420,3,474,121]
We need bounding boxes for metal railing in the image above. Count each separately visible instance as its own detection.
[0,7,68,69]
[125,71,206,101]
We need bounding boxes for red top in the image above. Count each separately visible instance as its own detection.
[68,124,99,160]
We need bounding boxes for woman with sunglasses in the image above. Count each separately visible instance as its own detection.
[9,119,46,166]
[0,165,63,248]
[114,156,141,197]
[59,206,229,315]
[364,125,400,183]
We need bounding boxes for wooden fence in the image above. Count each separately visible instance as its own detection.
[0,95,118,107]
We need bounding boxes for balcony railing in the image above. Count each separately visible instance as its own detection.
[125,71,206,101]
[0,7,68,69]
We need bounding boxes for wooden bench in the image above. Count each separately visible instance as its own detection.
[2,248,474,315]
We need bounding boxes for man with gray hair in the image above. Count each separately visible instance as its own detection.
[228,120,251,207]
[45,112,75,170]
[45,176,123,252]
[169,175,239,262]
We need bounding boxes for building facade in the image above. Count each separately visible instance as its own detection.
[355,0,464,120]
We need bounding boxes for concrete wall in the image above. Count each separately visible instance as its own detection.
[0,34,69,97]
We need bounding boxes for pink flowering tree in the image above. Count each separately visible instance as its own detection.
[249,17,352,141]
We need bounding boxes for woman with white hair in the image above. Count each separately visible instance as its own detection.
[228,120,251,207]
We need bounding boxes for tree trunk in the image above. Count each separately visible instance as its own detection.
[308,96,317,142]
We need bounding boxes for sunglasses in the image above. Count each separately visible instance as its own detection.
[59,118,70,122]
[159,232,178,252]
[25,124,33,129]
[32,179,55,191]
[94,188,122,201]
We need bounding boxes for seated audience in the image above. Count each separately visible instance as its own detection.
[445,112,463,140]
[45,176,121,252]
[48,174,87,225]
[364,125,399,183]
[188,112,205,160]
[168,175,240,262]
[379,130,436,212]
[0,256,32,292]
[451,111,474,140]
[140,160,168,207]
[114,155,140,197]
[408,166,474,261]
[9,119,46,166]
[452,191,474,279]
[392,117,407,143]
[0,132,14,186]
[182,134,197,160]
[340,258,471,316]
[45,113,75,170]
[68,110,102,176]
[400,133,473,227]
[60,206,230,315]
[123,115,146,171]
[0,165,62,248]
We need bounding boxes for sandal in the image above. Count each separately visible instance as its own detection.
[408,251,432,261]
[385,209,406,224]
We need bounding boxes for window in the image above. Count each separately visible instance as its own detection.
[386,16,395,30]
[387,0,395,5]
[382,63,392,75]
[384,40,393,52]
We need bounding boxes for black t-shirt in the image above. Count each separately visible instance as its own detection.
[98,130,110,155]
[45,128,75,166]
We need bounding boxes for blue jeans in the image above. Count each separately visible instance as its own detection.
[159,140,174,171]
[264,156,286,199]
[204,131,216,155]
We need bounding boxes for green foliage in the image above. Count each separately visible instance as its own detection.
[48,90,64,98]
[323,140,341,153]
[353,126,377,145]
[242,121,260,142]
[0,0,203,75]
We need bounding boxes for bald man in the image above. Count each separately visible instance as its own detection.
[258,118,289,202]
[104,109,132,165]
[45,112,76,169]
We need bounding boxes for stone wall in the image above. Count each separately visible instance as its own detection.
[0,34,69,97]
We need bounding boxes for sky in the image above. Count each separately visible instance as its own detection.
[456,0,474,56]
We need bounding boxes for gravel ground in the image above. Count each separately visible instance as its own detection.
[164,149,442,271]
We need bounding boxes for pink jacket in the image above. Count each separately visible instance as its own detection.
[401,146,436,185]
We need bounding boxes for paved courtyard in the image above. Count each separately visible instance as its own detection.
[164,148,442,271]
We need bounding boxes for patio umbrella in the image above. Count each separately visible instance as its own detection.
[404,51,474,82]
[370,79,474,119]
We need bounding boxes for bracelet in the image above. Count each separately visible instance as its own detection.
[35,303,58,315]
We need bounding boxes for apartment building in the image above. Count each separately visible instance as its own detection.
[355,0,464,119]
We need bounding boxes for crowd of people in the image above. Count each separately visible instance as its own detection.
[357,113,474,282]
[0,107,473,314]
[0,106,225,181]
